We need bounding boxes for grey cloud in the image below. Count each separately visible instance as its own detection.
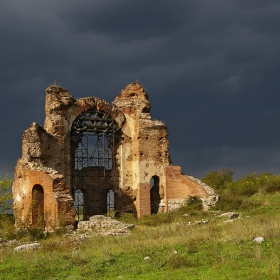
[1,1,280,179]
[58,1,195,41]
[171,146,280,179]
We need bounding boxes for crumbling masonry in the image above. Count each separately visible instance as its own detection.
[12,82,217,229]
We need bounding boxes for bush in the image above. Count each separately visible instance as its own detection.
[201,170,280,212]
[212,195,243,211]
[0,176,14,239]
[0,175,12,213]
[185,196,203,211]
[263,176,280,193]
[201,168,233,189]
[229,181,259,197]
[0,214,15,240]
[27,227,46,240]
[239,199,262,211]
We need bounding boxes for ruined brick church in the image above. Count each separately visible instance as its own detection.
[12,82,216,229]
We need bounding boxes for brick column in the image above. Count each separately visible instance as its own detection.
[137,183,151,217]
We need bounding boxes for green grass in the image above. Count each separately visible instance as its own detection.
[1,193,280,279]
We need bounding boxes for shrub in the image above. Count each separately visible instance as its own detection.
[0,214,15,240]
[0,175,12,213]
[0,176,14,239]
[201,168,233,189]
[229,181,259,197]
[239,199,262,211]
[263,176,280,193]
[27,227,46,240]
[185,195,203,211]
[212,195,243,211]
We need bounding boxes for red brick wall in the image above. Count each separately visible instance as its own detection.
[165,166,208,211]
[13,166,74,229]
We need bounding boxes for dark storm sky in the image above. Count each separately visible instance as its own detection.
[1,0,280,179]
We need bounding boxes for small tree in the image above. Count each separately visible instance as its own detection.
[201,168,233,189]
[0,175,13,213]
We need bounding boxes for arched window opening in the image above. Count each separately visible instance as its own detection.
[107,189,115,215]
[150,176,160,214]
[71,110,117,172]
[32,184,44,227]
[74,189,84,221]
[71,109,119,217]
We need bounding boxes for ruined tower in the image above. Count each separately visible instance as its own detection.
[12,82,217,229]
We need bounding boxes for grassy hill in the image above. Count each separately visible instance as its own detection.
[1,170,280,279]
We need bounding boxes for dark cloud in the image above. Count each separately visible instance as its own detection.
[58,1,195,41]
[171,146,280,179]
[1,1,280,179]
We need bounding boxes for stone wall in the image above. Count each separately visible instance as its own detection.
[12,82,217,230]
[113,83,171,217]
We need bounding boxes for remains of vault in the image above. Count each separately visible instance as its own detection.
[12,82,217,230]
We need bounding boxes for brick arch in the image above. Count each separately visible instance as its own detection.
[68,97,125,132]
[32,184,44,227]
[43,86,126,137]
[150,175,161,214]
[69,100,122,220]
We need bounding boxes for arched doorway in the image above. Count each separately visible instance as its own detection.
[32,184,44,227]
[71,109,118,219]
[150,176,160,214]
